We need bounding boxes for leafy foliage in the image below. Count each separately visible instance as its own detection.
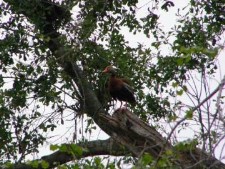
[0,0,225,168]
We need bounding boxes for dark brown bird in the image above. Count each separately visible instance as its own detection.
[103,65,136,107]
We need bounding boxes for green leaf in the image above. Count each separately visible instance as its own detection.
[141,153,153,166]
[94,157,102,166]
[59,144,83,157]
[29,160,39,168]
[59,144,68,152]
[176,89,183,96]
[70,144,83,157]
[176,58,184,66]
[172,82,178,88]
[185,110,193,119]
[50,144,59,151]
[41,160,49,169]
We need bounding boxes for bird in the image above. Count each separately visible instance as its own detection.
[102,65,136,108]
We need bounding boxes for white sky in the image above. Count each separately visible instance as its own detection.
[1,0,225,165]
[37,0,225,162]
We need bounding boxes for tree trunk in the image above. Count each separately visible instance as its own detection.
[4,0,225,168]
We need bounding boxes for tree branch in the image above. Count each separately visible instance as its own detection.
[0,138,127,169]
[4,0,225,168]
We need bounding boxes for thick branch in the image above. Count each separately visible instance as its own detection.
[1,138,127,169]
[4,1,225,168]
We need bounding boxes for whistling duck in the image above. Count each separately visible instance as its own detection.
[102,65,136,107]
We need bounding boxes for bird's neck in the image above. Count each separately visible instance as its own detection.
[110,73,116,77]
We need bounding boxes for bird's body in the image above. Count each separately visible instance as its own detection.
[108,75,136,104]
[103,65,136,106]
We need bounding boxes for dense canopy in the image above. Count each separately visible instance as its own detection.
[0,0,225,168]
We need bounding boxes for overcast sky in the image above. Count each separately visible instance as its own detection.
[2,0,224,163]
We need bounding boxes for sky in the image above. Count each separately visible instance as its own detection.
[34,0,225,162]
[31,0,192,160]
[1,0,225,165]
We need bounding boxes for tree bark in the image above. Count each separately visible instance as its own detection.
[1,138,127,169]
[4,0,225,168]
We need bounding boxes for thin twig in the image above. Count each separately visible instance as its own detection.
[155,74,225,167]
[167,74,225,142]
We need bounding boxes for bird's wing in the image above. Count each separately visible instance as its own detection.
[121,81,136,104]
[122,81,134,94]
[120,78,131,84]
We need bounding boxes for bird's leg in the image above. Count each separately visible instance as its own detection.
[124,102,128,109]
[119,101,123,110]
[119,101,129,111]
[113,100,117,110]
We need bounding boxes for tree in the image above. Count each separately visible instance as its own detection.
[0,0,225,168]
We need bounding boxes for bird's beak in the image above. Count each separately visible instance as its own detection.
[102,68,108,73]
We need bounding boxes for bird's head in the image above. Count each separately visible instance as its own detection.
[102,65,118,75]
